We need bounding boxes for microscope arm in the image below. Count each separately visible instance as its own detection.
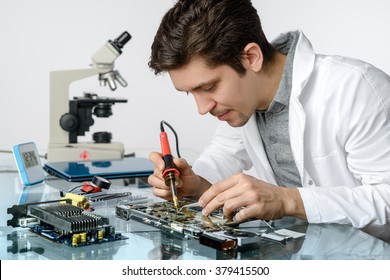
[49,68,100,144]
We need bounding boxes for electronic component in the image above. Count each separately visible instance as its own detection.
[7,200,127,247]
[215,229,261,246]
[13,142,45,186]
[199,232,237,251]
[115,200,261,251]
[261,228,306,242]
[61,193,90,209]
[87,191,150,207]
[79,176,111,193]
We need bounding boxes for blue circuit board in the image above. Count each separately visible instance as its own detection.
[29,223,127,247]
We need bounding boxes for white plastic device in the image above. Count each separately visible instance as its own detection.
[13,142,45,186]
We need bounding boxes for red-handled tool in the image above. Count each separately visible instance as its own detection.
[160,122,181,210]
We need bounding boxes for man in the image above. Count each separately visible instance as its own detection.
[147,0,390,240]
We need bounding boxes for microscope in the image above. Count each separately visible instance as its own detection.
[47,31,131,162]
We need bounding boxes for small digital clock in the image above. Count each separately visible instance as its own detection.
[13,142,45,186]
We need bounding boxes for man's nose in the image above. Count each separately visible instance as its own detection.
[193,93,215,115]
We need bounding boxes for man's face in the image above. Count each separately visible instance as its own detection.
[169,58,264,127]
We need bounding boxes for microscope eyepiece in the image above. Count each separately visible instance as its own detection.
[110,31,131,53]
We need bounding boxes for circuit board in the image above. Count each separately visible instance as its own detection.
[7,200,127,247]
[116,200,261,250]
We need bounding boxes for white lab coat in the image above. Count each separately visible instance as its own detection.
[192,30,390,240]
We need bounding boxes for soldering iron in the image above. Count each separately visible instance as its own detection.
[159,121,181,211]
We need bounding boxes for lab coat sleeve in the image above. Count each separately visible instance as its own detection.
[298,60,390,237]
[192,122,252,184]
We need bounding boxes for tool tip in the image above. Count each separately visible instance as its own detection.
[173,196,179,211]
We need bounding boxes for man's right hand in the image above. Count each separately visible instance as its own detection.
[147,151,209,201]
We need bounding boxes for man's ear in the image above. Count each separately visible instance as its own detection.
[243,43,263,72]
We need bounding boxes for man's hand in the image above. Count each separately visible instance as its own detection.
[198,173,307,222]
[147,151,210,201]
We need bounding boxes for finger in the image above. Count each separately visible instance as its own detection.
[221,181,264,216]
[147,174,166,188]
[173,157,188,169]
[199,175,239,208]
[220,188,252,218]
[152,185,172,201]
[173,158,192,178]
[203,181,248,217]
[148,151,164,171]
[232,206,251,223]
[148,173,172,200]
[200,183,241,216]
[233,204,263,223]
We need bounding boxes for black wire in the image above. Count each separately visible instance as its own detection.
[160,120,181,158]
[68,184,83,193]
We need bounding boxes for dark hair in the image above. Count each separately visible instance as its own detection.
[149,0,275,75]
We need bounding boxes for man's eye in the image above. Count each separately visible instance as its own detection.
[203,85,214,92]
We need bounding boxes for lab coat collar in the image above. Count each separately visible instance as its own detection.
[273,30,316,185]
[290,30,315,186]
[272,30,316,98]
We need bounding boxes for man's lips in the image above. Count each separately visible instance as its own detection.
[216,111,230,121]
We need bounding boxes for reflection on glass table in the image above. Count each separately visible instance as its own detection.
[3,217,390,260]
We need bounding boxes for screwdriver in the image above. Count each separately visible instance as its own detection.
[160,123,181,211]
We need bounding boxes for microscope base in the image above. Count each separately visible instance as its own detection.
[47,142,125,162]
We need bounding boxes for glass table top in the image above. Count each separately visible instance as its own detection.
[1,154,389,260]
